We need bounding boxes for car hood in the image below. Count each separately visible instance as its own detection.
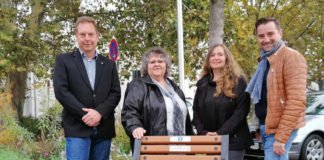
[294,115,324,143]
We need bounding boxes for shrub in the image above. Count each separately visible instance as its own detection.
[0,99,65,159]
[23,137,64,160]
[110,122,132,160]
[114,123,131,154]
[19,116,41,136]
[37,102,62,140]
[0,106,34,147]
[0,129,16,145]
[25,101,64,159]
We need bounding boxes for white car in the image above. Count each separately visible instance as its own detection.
[245,91,324,160]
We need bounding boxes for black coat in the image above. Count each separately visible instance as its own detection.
[121,75,193,136]
[53,49,121,139]
[193,74,252,150]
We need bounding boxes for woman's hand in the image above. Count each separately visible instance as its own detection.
[132,127,147,139]
[206,132,218,136]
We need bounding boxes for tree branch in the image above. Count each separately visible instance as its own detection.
[295,19,316,40]
[271,0,281,17]
[283,6,303,30]
[280,0,305,15]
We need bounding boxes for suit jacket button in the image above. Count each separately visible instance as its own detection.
[93,94,96,98]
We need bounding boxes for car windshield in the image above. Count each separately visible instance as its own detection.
[305,94,324,115]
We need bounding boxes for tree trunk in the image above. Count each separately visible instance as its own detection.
[4,72,28,118]
[319,79,324,91]
[209,0,224,48]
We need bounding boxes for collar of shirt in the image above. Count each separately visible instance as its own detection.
[79,49,99,61]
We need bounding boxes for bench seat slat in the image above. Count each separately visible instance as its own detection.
[140,155,222,160]
[141,136,222,144]
[141,145,221,154]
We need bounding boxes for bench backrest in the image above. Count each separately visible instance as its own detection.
[133,135,229,160]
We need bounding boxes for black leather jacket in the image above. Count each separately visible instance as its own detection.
[121,75,193,136]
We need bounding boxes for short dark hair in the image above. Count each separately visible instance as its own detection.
[254,17,281,35]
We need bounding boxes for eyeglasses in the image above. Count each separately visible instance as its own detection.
[148,60,164,64]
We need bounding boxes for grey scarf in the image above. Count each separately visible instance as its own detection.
[245,40,284,104]
[152,78,185,136]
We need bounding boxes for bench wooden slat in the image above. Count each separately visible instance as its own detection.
[133,135,229,160]
[141,135,222,144]
[141,145,221,154]
[140,155,222,160]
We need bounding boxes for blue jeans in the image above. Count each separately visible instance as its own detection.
[260,125,297,160]
[66,129,112,160]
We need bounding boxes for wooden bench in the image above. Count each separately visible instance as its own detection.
[133,135,229,160]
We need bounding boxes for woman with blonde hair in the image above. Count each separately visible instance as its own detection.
[193,44,252,160]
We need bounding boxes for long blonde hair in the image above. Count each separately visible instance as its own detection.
[200,44,245,98]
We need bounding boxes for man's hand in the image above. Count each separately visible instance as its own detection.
[82,108,102,127]
[273,140,286,155]
[132,127,146,139]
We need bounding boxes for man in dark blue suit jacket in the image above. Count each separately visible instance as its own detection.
[53,16,121,160]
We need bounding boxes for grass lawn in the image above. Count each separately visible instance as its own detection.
[0,147,30,160]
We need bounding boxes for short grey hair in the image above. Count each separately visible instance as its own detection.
[141,47,172,78]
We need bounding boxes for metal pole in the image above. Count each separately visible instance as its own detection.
[32,73,37,117]
[177,0,185,90]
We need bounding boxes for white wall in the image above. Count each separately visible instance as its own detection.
[23,72,55,117]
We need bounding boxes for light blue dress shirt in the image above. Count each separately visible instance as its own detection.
[80,49,98,90]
